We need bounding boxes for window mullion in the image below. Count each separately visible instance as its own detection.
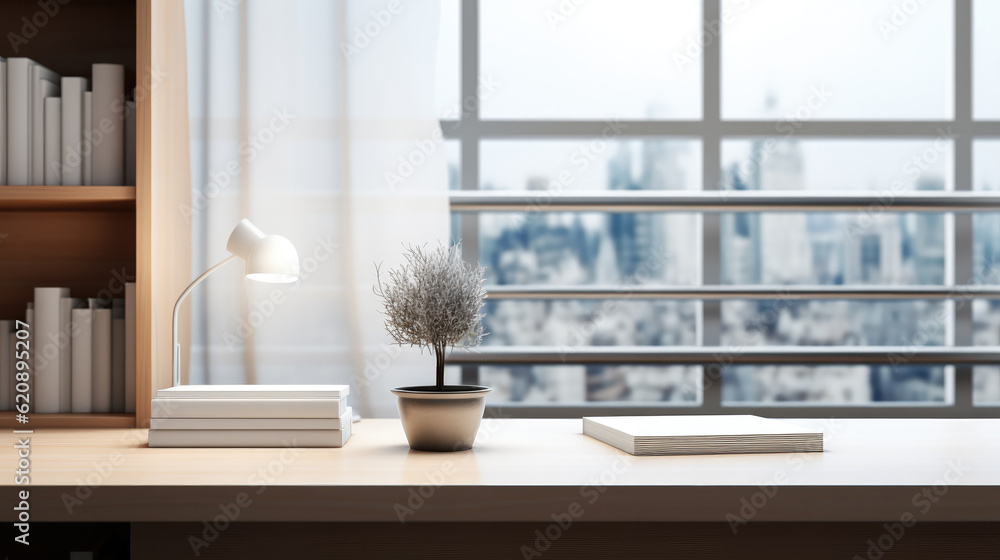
[701,0,723,412]
[955,0,974,410]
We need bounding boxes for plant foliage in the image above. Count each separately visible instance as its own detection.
[374,243,487,389]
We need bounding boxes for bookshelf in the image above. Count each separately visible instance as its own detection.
[0,0,191,429]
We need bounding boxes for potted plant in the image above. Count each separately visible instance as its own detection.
[375,242,490,451]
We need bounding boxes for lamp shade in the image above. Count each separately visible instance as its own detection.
[225,218,300,283]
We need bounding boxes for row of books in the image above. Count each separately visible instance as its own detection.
[1,57,135,186]
[0,284,137,414]
[149,385,352,448]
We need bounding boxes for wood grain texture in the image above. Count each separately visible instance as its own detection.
[136,0,191,428]
[129,522,1000,560]
[3,419,1000,523]
[0,186,135,209]
[0,412,133,429]
[0,209,135,318]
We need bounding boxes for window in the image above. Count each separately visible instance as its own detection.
[444,0,1000,415]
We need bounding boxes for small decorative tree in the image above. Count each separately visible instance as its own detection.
[374,243,487,390]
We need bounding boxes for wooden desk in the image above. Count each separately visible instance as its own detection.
[3,418,1000,523]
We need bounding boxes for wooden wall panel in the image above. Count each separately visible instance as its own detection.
[137,0,192,427]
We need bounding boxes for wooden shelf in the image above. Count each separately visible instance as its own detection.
[0,185,136,210]
[0,412,135,429]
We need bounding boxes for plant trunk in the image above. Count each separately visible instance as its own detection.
[435,343,445,391]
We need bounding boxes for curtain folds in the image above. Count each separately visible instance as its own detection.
[184,0,450,417]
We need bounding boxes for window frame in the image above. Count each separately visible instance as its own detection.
[441,0,1000,417]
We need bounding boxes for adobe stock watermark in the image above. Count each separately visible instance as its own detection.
[33,266,135,373]
[724,417,842,533]
[52,65,168,184]
[61,396,179,515]
[878,0,932,41]
[519,455,633,559]
[223,235,340,352]
[852,459,969,560]
[555,247,669,361]
[340,0,403,61]
[673,0,752,72]
[513,118,628,228]
[886,262,1000,372]
[7,0,71,53]
[723,85,832,192]
[188,444,303,557]
[384,75,501,192]
[843,126,956,242]
[393,408,510,523]
[212,0,239,20]
[181,106,294,223]
[680,287,800,401]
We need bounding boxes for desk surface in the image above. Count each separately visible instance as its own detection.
[3,418,999,522]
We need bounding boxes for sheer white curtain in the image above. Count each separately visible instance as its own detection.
[184,0,450,417]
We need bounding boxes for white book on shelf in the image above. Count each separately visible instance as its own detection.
[32,64,59,184]
[59,297,85,412]
[43,97,61,185]
[148,421,352,448]
[125,282,136,413]
[0,320,11,411]
[582,415,824,456]
[156,384,350,399]
[71,307,93,413]
[83,90,92,185]
[34,287,70,413]
[6,58,34,185]
[111,310,125,413]
[124,100,135,186]
[0,57,7,185]
[91,307,112,413]
[25,303,33,412]
[91,63,124,185]
[60,76,87,186]
[151,397,347,419]
[150,409,353,431]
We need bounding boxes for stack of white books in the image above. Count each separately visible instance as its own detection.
[0,283,137,414]
[583,415,824,456]
[148,385,352,448]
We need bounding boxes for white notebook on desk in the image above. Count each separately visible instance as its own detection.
[583,415,824,456]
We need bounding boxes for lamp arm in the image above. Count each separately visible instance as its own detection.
[172,254,238,387]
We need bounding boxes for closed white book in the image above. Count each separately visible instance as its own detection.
[91,308,112,413]
[59,297,85,412]
[34,287,69,413]
[150,409,353,431]
[91,63,124,185]
[82,90,92,185]
[0,321,11,410]
[157,384,350,399]
[24,303,32,412]
[71,307,93,413]
[151,397,347,419]
[111,315,125,413]
[125,282,136,413]
[0,57,6,184]
[60,77,87,185]
[148,422,352,448]
[124,100,135,186]
[32,64,59,184]
[43,97,61,185]
[6,58,33,185]
[582,415,824,456]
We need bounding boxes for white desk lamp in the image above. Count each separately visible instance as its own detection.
[171,218,300,386]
